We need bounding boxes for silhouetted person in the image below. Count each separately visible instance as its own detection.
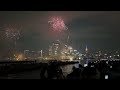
[46,62,60,79]
[56,66,65,79]
[40,64,48,79]
[67,66,82,79]
[67,66,76,79]
[81,66,100,79]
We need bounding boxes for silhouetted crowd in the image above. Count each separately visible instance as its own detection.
[40,60,120,79]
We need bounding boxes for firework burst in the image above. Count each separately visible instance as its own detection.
[48,16,68,32]
[4,24,21,40]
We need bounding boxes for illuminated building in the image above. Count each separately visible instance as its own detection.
[54,43,59,55]
[49,46,52,56]
[51,40,61,56]
[68,46,73,53]
[31,51,35,58]
[40,50,43,57]
[47,40,81,60]
[84,45,89,59]
[24,50,30,59]
[85,45,88,54]
[23,49,44,60]
[48,40,61,59]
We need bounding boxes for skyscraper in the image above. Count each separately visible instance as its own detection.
[24,50,30,59]
[49,46,52,56]
[85,45,88,54]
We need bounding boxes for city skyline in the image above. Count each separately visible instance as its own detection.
[0,11,120,55]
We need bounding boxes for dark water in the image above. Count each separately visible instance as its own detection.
[0,59,85,79]
[5,63,79,79]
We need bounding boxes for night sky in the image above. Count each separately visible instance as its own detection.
[0,11,120,54]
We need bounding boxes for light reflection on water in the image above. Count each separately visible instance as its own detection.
[7,64,79,79]
[3,61,83,79]
[60,60,84,77]
[61,63,79,77]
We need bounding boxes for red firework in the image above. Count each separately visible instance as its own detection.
[48,16,68,32]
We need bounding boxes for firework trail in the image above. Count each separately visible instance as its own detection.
[48,16,70,44]
[48,16,68,32]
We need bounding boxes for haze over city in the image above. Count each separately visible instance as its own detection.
[0,11,120,55]
[0,11,120,79]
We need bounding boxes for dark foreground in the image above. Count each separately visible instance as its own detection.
[0,60,79,79]
[38,60,120,79]
[0,60,120,79]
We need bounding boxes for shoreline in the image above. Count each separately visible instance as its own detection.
[0,60,79,76]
